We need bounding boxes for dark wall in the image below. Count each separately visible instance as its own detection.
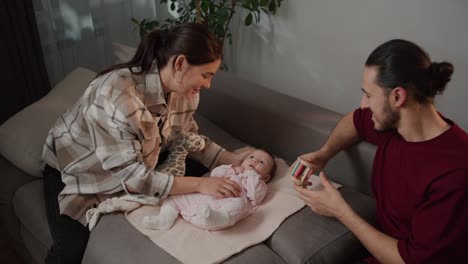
[0,0,50,124]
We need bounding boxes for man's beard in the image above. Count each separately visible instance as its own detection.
[375,99,400,132]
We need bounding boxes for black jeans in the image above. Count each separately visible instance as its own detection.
[43,157,208,263]
[43,165,89,264]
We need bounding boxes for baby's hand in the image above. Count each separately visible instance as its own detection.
[233,165,244,174]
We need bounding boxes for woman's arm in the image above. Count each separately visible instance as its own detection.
[218,146,255,166]
[170,176,241,198]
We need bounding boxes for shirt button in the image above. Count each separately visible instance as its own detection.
[154,192,160,197]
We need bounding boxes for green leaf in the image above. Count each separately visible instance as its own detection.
[147,21,159,29]
[251,0,259,10]
[201,0,209,13]
[138,0,283,47]
[268,0,276,13]
[245,13,253,26]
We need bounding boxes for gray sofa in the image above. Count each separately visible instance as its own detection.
[0,67,376,264]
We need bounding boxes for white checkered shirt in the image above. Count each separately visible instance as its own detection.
[42,67,224,224]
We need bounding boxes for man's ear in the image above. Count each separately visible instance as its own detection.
[391,87,407,107]
[174,55,186,72]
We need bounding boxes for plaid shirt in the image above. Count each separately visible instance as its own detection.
[42,67,224,224]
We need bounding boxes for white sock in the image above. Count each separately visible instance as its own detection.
[143,203,178,230]
[193,204,231,230]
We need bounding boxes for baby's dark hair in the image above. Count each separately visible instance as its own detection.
[258,148,277,180]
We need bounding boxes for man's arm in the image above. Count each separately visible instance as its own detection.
[295,173,405,264]
[295,111,361,174]
[338,202,405,264]
[317,111,361,159]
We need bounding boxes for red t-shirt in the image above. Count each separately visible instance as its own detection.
[354,108,468,264]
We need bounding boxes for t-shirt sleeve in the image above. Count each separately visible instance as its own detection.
[353,108,389,146]
[397,170,467,263]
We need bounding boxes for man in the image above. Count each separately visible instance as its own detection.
[293,39,467,263]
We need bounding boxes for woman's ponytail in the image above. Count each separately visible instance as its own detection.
[96,23,222,78]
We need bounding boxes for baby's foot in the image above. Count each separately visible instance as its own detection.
[99,197,140,213]
[143,205,178,230]
[99,197,120,213]
[193,205,231,230]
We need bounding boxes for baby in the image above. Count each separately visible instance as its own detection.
[143,149,276,231]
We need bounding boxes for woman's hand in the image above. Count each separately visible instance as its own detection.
[218,146,255,166]
[197,176,242,198]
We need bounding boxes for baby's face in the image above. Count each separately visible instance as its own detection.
[241,150,274,181]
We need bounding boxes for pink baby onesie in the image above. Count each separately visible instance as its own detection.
[144,165,268,230]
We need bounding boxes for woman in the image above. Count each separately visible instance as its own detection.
[42,22,249,263]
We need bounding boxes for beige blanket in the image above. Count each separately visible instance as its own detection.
[125,159,341,264]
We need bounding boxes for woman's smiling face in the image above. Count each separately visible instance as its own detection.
[173,57,221,97]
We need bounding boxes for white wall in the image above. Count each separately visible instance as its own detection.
[224,0,468,130]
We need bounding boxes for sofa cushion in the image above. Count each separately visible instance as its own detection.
[13,179,52,249]
[0,156,37,247]
[0,68,96,177]
[20,224,49,264]
[194,113,246,151]
[267,188,375,264]
[83,214,286,264]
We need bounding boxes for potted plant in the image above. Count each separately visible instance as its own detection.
[132,0,283,46]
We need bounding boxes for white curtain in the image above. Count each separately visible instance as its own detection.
[32,0,158,86]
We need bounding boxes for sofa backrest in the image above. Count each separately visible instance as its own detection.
[198,72,376,195]
[0,68,96,177]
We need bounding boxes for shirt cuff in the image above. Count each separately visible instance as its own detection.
[189,137,225,170]
[148,171,174,199]
[124,166,174,199]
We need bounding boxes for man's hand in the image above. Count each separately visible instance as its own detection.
[289,150,329,184]
[294,171,351,218]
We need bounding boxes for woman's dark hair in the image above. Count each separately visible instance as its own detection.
[96,22,223,78]
[365,39,454,103]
